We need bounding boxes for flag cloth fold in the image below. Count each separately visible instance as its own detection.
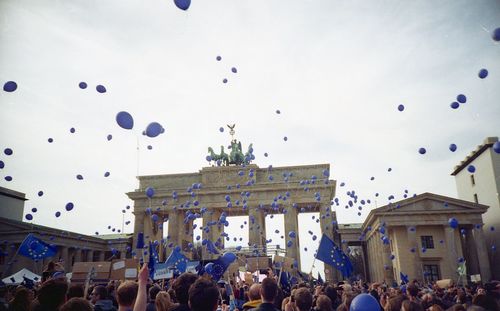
[400,272,409,284]
[205,239,220,255]
[18,234,57,260]
[148,241,160,280]
[315,234,353,278]
[165,247,188,273]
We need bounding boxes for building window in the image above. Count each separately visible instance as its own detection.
[470,174,475,186]
[423,264,440,281]
[474,194,478,203]
[421,236,435,249]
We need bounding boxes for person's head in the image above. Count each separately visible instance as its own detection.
[149,285,162,302]
[315,294,333,311]
[472,294,499,311]
[401,300,424,311]
[260,277,278,303]
[60,297,93,311]
[407,284,419,298]
[294,287,313,311]
[155,291,173,311]
[67,284,84,299]
[282,297,290,311]
[9,286,31,310]
[37,278,68,309]
[172,273,198,305]
[429,304,444,311]
[248,283,262,301]
[188,278,219,311]
[384,295,406,311]
[91,285,108,304]
[116,281,139,308]
[323,285,337,305]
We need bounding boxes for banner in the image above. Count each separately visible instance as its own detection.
[153,263,173,280]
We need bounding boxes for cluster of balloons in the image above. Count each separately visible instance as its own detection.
[78,82,107,93]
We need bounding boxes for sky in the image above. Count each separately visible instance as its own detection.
[0,0,499,276]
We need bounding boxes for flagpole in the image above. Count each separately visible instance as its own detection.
[309,256,316,275]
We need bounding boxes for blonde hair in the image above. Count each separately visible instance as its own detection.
[156,291,173,311]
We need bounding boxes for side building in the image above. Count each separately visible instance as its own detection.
[0,186,132,278]
[451,137,500,279]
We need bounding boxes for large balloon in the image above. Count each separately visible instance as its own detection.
[204,262,214,274]
[478,69,488,79]
[116,111,134,130]
[418,147,426,155]
[174,0,190,10]
[350,293,380,311]
[449,144,457,152]
[3,81,18,92]
[456,94,466,104]
[145,187,155,198]
[96,85,107,93]
[145,122,164,138]
[448,218,459,229]
[493,141,500,154]
[222,252,237,264]
[492,27,500,41]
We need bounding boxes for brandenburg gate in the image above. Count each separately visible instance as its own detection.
[127,133,340,281]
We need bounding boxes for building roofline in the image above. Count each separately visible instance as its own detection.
[0,186,27,201]
[451,137,498,176]
[362,192,488,230]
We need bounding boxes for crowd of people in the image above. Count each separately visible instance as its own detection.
[0,262,499,311]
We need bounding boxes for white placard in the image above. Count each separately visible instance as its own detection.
[113,261,126,271]
[125,268,137,278]
[471,274,481,282]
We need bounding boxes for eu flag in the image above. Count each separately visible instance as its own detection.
[165,246,188,273]
[148,242,160,279]
[315,234,353,278]
[19,234,57,260]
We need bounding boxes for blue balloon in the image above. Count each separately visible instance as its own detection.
[4,148,13,156]
[25,214,33,221]
[116,111,134,130]
[467,165,476,173]
[350,293,380,311]
[450,102,459,109]
[283,136,288,141]
[222,252,237,264]
[219,127,224,133]
[223,78,228,84]
[379,227,386,234]
[0,160,4,169]
[216,55,222,61]
[449,144,457,152]
[55,211,61,217]
[204,262,214,274]
[104,171,110,177]
[76,174,83,180]
[418,147,426,155]
[145,122,163,138]
[145,187,155,198]
[31,207,37,213]
[494,141,500,154]
[231,67,237,73]
[65,202,74,211]
[448,218,459,229]
[3,81,17,92]
[478,69,488,79]
[79,82,87,89]
[96,85,107,93]
[107,134,113,141]
[492,27,500,41]
[398,104,404,112]
[288,231,296,238]
[48,138,53,143]
[174,0,190,10]
[456,94,466,104]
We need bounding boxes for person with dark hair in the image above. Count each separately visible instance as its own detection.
[60,298,93,311]
[67,284,85,299]
[323,286,339,311]
[188,278,219,311]
[116,281,139,311]
[146,285,161,311]
[252,278,280,311]
[32,278,68,311]
[384,295,406,311]
[315,295,333,311]
[472,294,499,311]
[171,273,198,311]
[8,287,31,311]
[406,284,420,303]
[401,300,423,311]
[91,285,117,311]
[0,281,8,311]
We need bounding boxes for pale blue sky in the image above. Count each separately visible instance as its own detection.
[1,0,499,275]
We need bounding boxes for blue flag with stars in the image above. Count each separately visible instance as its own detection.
[165,246,188,273]
[315,234,353,278]
[148,241,160,279]
[19,234,57,260]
